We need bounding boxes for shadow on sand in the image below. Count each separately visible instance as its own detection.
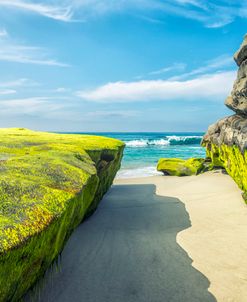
[25,184,216,302]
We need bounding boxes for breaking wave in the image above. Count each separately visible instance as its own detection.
[117,166,162,179]
[125,135,203,147]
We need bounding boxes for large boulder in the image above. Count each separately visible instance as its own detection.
[0,128,125,301]
[203,115,247,152]
[157,158,208,176]
[203,34,247,201]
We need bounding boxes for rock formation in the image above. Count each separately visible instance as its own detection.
[157,158,210,176]
[202,35,247,200]
[225,35,247,115]
[157,36,247,196]
[0,128,124,301]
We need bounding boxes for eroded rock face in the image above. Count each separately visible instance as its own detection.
[234,34,247,66]
[203,115,247,152]
[203,35,247,199]
[204,34,247,151]
[225,35,247,115]
[202,115,247,197]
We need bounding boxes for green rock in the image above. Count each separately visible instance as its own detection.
[202,114,247,203]
[157,158,206,176]
[0,128,125,301]
[203,142,247,199]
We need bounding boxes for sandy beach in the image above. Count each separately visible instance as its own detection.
[26,171,247,302]
[116,172,247,302]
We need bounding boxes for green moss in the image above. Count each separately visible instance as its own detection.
[158,141,247,202]
[157,158,207,176]
[204,142,247,195]
[0,128,124,301]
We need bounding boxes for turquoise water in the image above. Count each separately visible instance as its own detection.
[75,132,206,178]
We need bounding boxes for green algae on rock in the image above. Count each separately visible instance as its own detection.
[158,35,247,203]
[202,116,247,200]
[157,158,208,176]
[202,34,247,202]
[0,128,124,302]
[205,144,247,192]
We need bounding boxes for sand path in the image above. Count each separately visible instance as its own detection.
[117,172,247,302]
[26,172,247,302]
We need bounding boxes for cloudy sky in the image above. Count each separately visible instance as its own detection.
[0,0,246,132]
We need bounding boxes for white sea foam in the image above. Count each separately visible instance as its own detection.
[125,139,148,147]
[125,135,203,147]
[150,139,170,146]
[116,166,162,179]
[166,135,203,142]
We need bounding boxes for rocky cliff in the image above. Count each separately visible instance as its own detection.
[202,35,247,200]
[0,128,124,301]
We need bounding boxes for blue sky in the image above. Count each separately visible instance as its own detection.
[0,0,246,132]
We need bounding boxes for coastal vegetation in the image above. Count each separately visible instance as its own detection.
[0,128,124,301]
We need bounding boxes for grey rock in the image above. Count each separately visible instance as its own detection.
[204,36,247,153]
[202,115,247,152]
[224,36,247,116]
[234,34,247,66]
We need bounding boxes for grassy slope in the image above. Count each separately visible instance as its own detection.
[0,128,124,301]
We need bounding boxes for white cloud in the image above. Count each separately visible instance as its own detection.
[206,20,233,29]
[135,55,232,81]
[0,44,69,66]
[0,28,7,37]
[174,0,205,7]
[0,0,245,27]
[0,0,73,22]
[135,63,186,80]
[0,78,39,88]
[55,87,70,93]
[77,71,236,103]
[0,34,69,66]
[0,78,37,95]
[0,89,16,95]
[161,0,242,28]
[149,63,186,76]
[135,14,165,24]
[0,97,64,115]
[170,55,233,80]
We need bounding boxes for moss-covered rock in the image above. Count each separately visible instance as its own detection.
[202,114,247,202]
[0,128,124,301]
[157,158,208,176]
[202,143,247,196]
[202,35,247,202]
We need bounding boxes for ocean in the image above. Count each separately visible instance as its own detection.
[79,132,206,179]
